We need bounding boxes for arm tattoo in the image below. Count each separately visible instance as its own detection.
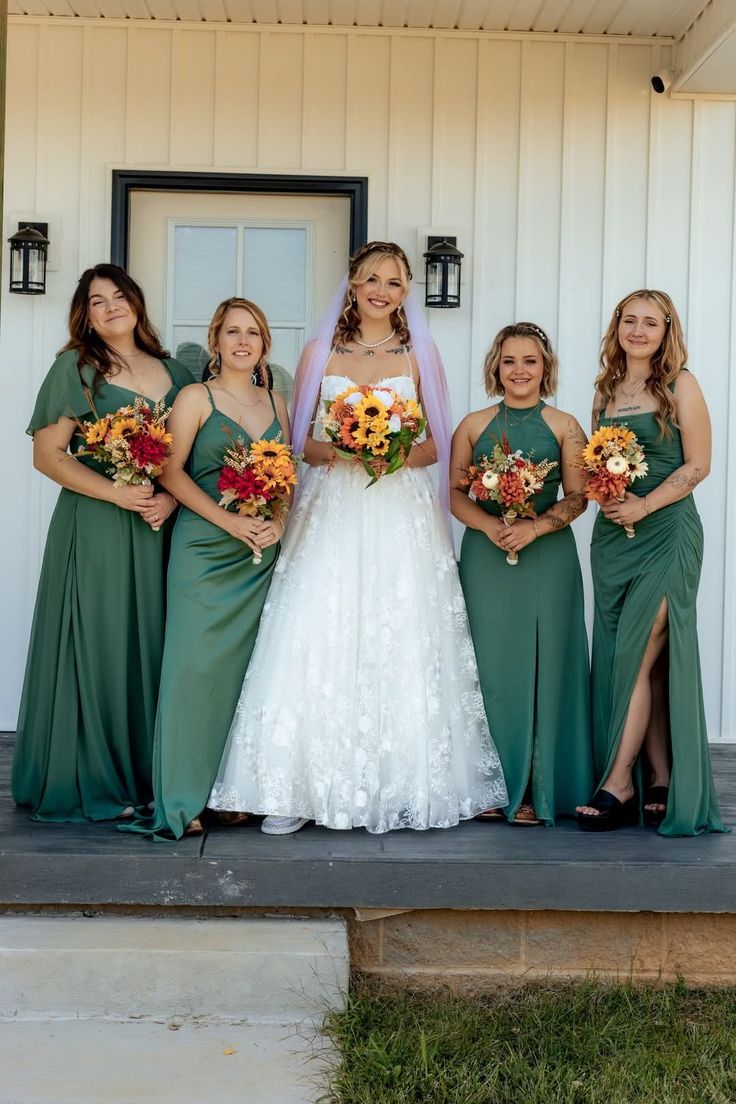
[665,469,701,488]
[542,491,586,532]
[564,420,588,449]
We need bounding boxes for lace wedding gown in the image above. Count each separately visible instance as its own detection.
[208,373,507,832]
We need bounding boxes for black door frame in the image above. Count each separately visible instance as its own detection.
[110,170,368,266]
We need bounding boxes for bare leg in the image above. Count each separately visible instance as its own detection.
[643,652,670,817]
[577,599,669,817]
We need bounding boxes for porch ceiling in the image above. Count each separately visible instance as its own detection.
[5,0,708,41]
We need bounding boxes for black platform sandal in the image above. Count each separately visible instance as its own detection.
[642,785,669,827]
[577,789,639,832]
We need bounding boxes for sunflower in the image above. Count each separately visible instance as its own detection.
[355,395,389,422]
[148,423,173,447]
[367,433,390,456]
[582,425,634,467]
[249,439,291,465]
[84,417,110,445]
[109,416,138,439]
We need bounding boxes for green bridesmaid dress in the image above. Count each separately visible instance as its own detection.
[121,385,281,840]
[12,350,192,822]
[590,403,725,836]
[459,402,593,824]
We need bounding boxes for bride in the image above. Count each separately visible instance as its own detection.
[208,241,507,834]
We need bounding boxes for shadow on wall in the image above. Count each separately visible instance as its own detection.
[175,343,294,404]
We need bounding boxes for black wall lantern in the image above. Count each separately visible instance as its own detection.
[8,223,50,295]
[423,236,464,309]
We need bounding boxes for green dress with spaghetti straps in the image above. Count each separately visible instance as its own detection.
[591,394,725,836]
[12,350,192,821]
[121,384,282,840]
[458,401,593,823]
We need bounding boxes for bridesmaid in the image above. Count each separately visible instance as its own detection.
[122,298,289,839]
[577,290,724,835]
[451,323,593,825]
[13,264,191,822]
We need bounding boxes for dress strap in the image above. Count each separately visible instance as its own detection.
[202,383,217,411]
[266,387,277,418]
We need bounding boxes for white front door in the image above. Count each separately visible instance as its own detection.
[128,191,351,399]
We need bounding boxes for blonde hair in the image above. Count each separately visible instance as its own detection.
[207,297,272,386]
[595,289,686,439]
[334,241,412,347]
[483,323,558,398]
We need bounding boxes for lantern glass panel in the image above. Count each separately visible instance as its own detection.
[446,262,461,300]
[10,249,24,286]
[28,249,45,288]
[427,261,442,300]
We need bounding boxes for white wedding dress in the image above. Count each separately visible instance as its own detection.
[208,373,507,832]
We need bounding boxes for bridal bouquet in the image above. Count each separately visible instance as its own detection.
[322,384,426,485]
[217,436,297,563]
[78,398,173,529]
[581,425,648,538]
[463,438,557,565]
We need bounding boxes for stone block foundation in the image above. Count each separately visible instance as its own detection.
[348,909,736,991]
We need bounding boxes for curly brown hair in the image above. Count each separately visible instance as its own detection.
[206,297,272,387]
[595,289,686,439]
[61,264,169,391]
[483,323,558,398]
[334,242,412,348]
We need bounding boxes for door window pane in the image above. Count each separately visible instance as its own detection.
[174,226,238,319]
[172,324,210,381]
[243,228,306,323]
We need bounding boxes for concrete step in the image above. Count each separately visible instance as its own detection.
[0,1019,328,1104]
[0,915,348,1024]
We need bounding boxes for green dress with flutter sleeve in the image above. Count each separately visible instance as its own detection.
[590,404,725,836]
[12,349,192,822]
[120,384,282,840]
[458,402,593,823]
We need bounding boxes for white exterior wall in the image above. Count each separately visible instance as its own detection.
[2,17,736,739]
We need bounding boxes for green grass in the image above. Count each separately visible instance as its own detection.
[320,981,736,1103]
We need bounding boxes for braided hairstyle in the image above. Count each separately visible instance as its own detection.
[483,322,559,398]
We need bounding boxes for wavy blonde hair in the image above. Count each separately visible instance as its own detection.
[483,323,558,398]
[207,297,272,387]
[595,289,686,439]
[334,242,412,347]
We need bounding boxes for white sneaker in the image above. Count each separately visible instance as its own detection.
[261,815,309,835]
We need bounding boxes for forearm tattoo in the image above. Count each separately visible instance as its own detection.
[665,469,701,488]
[543,491,586,532]
[565,420,588,449]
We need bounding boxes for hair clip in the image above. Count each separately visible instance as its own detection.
[527,324,548,346]
[665,314,671,323]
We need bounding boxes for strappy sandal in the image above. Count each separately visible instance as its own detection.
[512,803,540,826]
[477,808,505,821]
[184,816,204,836]
[643,785,669,827]
[577,790,638,832]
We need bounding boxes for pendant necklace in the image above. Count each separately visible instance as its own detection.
[216,383,262,424]
[354,329,396,357]
[502,399,542,427]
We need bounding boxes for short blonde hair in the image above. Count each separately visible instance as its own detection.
[483,323,558,398]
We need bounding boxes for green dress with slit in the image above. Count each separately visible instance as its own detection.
[121,384,281,840]
[12,350,191,822]
[590,404,725,836]
[458,402,593,823]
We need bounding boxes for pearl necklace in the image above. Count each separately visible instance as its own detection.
[354,329,396,357]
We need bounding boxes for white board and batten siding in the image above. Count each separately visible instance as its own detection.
[2,18,736,741]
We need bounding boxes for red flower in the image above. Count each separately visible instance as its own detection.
[499,471,525,506]
[128,431,168,469]
[217,465,270,502]
[584,469,628,503]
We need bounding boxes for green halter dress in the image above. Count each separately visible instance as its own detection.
[121,384,282,840]
[591,398,725,836]
[458,402,593,823]
[13,350,192,821]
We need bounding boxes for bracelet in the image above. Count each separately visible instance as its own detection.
[532,519,539,539]
[644,496,651,516]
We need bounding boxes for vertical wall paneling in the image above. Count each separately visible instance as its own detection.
[257,33,304,168]
[345,34,391,238]
[124,28,172,164]
[687,101,736,740]
[516,40,565,338]
[430,35,478,421]
[599,43,652,310]
[470,38,522,412]
[302,33,347,171]
[722,122,736,742]
[213,27,260,167]
[386,36,434,262]
[171,30,216,166]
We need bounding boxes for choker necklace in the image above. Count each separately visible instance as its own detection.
[216,383,262,410]
[354,329,396,357]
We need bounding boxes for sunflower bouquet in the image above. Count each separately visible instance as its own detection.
[322,384,426,486]
[77,398,173,527]
[580,425,648,538]
[217,435,297,564]
[463,438,557,565]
